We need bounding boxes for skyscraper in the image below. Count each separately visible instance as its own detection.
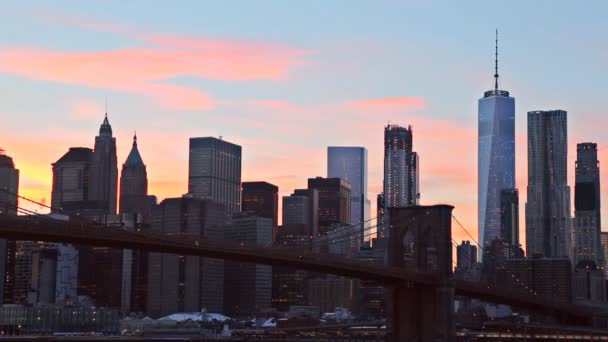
[500,189,520,250]
[573,143,602,265]
[51,147,94,215]
[307,177,351,235]
[89,114,118,216]
[327,147,371,243]
[147,197,225,317]
[241,182,279,241]
[224,212,273,316]
[0,149,19,215]
[380,124,419,238]
[478,32,515,253]
[383,124,418,208]
[526,110,571,258]
[572,143,604,303]
[188,137,242,215]
[119,134,148,219]
[0,150,18,304]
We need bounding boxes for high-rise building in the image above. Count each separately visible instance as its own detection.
[455,241,481,282]
[89,114,118,216]
[307,177,351,235]
[500,189,520,250]
[0,150,18,215]
[572,143,604,304]
[119,134,148,219]
[383,124,418,208]
[119,134,151,313]
[242,182,279,241]
[503,257,572,304]
[601,232,608,280]
[147,197,225,317]
[0,150,18,305]
[327,147,371,243]
[224,212,273,316]
[51,147,94,215]
[526,110,571,258]
[282,189,319,235]
[380,124,419,238]
[188,137,242,215]
[478,34,516,254]
[573,143,603,266]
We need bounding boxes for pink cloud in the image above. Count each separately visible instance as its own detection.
[0,14,310,111]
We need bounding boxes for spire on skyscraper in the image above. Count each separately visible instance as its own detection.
[99,112,112,137]
[494,29,499,91]
[125,132,144,166]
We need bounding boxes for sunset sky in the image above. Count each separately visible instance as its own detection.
[1,1,607,246]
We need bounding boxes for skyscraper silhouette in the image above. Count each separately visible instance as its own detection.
[119,133,148,219]
[89,114,118,216]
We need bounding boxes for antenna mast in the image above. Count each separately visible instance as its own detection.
[494,29,499,91]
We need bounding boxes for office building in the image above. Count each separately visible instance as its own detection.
[327,147,371,243]
[478,35,516,254]
[51,147,94,215]
[272,224,311,312]
[282,189,319,235]
[147,197,225,317]
[307,177,351,235]
[572,143,605,304]
[526,110,571,258]
[500,189,519,249]
[224,212,273,316]
[573,143,603,266]
[602,232,608,280]
[188,137,242,215]
[242,181,279,241]
[89,114,118,216]
[119,133,149,220]
[503,257,572,304]
[0,150,18,305]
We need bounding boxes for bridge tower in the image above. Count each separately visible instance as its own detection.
[386,205,455,342]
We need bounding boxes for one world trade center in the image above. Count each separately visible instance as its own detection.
[478,31,515,257]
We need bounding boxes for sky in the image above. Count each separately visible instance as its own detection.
[1,1,607,247]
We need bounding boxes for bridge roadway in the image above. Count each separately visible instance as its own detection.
[0,215,598,320]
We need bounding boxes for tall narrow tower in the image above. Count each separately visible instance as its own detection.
[89,113,118,216]
[119,133,148,220]
[526,110,570,258]
[478,31,516,255]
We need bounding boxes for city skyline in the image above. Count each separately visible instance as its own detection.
[1,2,608,248]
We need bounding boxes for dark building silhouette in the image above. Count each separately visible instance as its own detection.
[224,212,273,317]
[500,189,519,249]
[51,147,94,215]
[89,114,118,216]
[455,241,481,282]
[188,137,242,215]
[241,181,278,241]
[526,110,571,258]
[119,134,148,219]
[503,257,572,304]
[0,150,18,304]
[307,177,351,235]
[271,224,311,312]
[147,197,225,317]
[573,143,605,304]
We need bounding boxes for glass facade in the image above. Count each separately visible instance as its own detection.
[478,91,515,253]
[327,147,370,243]
[188,137,242,215]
